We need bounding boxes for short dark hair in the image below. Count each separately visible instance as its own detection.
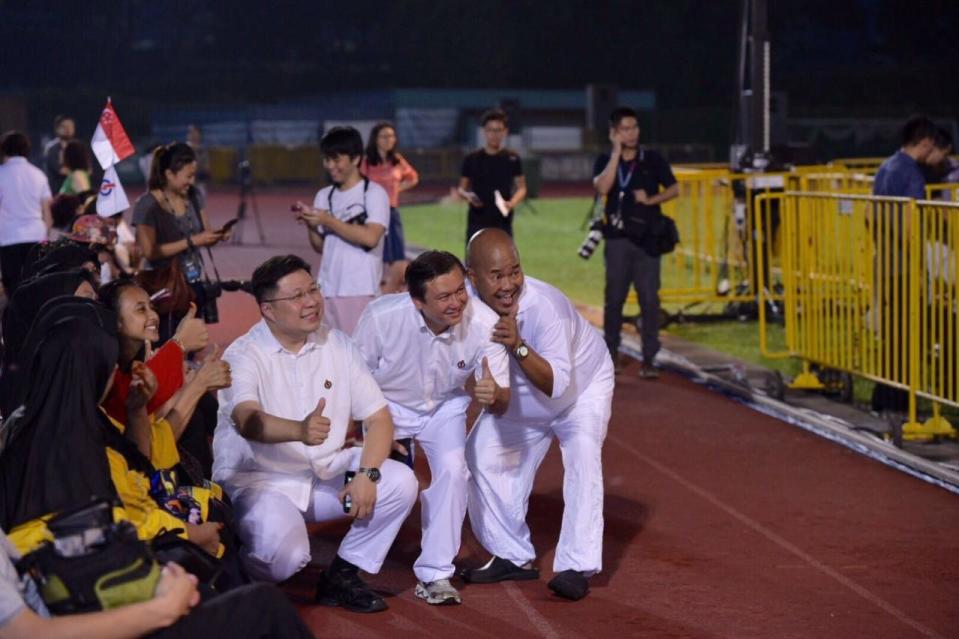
[148,142,197,190]
[53,114,74,129]
[1,131,31,157]
[609,107,638,127]
[51,194,83,230]
[320,126,363,159]
[934,127,953,151]
[901,115,937,147]
[251,255,312,303]
[480,109,508,127]
[62,140,90,172]
[97,276,143,313]
[405,250,465,301]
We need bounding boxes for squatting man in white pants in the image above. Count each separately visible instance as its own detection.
[213,255,417,614]
[354,250,511,605]
[462,229,614,601]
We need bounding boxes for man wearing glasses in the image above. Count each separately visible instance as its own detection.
[457,109,527,246]
[593,106,679,378]
[295,126,390,335]
[212,255,417,613]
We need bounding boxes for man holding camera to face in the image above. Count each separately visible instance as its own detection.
[593,107,679,378]
[295,126,390,336]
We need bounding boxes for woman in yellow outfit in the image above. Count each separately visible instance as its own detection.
[0,299,224,559]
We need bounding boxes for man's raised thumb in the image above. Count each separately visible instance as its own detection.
[482,356,492,378]
[313,397,326,416]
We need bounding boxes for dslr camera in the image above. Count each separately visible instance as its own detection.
[195,280,254,324]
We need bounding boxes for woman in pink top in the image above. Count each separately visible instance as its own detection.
[361,122,419,292]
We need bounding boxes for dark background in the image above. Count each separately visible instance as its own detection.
[1,0,956,151]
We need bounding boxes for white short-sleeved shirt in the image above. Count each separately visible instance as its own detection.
[490,276,611,422]
[212,319,387,510]
[313,179,390,297]
[353,293,510,430]
[0,157,51,246]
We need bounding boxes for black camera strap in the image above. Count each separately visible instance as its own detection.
[326,176,370,216]
[185,187,223,288]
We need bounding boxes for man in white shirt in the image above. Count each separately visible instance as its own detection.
[213,255,417,614]
[462,229,614,601]
[353,250,511,606]
[295,126,390,335]
[0,132,52,295]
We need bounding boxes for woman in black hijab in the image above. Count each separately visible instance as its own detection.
[0,268,98,418]
[0,299,120,529]
[19,239,100,282]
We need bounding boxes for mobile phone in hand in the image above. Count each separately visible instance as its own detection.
[219,218,239,233]
[389,438,414,469]
[342,470,356,514]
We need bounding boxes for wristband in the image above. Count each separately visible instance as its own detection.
[186,235,196,250]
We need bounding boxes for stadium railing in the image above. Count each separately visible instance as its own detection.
[755,191,958,442]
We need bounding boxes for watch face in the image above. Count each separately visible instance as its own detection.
[366,468,382,482]
[516,344,529,358]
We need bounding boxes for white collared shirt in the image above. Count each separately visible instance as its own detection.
[0,157,51,246]
[491,276,611,422]
[313,179,390,297]
[212,319,386,510]
[353,293,510,429]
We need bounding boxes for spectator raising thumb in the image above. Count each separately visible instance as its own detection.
[482,356,493,379]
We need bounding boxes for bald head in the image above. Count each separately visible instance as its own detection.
[467,228,518,271]
[467,228,524,316]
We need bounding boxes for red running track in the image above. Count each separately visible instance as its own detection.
[198,188,958,638]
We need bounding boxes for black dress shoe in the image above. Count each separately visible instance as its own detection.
[547,570,589,600]
[316,569,388,613]
[460,556,539,584]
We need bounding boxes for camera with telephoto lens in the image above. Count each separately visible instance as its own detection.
[578,219,604,260]
[196,280,254,324]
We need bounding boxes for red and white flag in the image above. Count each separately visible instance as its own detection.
[91,98,135,169]
[96,165,130,217]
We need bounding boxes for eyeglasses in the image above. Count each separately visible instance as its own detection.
[263,286,322,304]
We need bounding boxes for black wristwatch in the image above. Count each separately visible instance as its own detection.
[514,341,530,361]
[358,467,381,483]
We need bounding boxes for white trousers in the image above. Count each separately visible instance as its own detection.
[232,448,417,582]
[465,364,614,574]
[393,399,470,583]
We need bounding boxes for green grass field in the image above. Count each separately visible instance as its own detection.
[402,197,801,375]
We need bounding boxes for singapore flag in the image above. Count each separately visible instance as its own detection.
[91,98,135,169]
[96,165,130,217]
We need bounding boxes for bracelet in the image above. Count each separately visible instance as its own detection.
[186,235,196,250]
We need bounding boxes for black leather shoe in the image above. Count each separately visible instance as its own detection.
[316,569,388,613]
[547,570,589,600]
[460,556,539,584]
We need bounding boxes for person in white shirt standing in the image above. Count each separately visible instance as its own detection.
[212,254,417,614]
[353,250,511,606]
[0,132,52,296]
[462,229,614,601]
[294,126,390,335]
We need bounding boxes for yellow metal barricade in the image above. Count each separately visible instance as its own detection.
[758,192,957,441]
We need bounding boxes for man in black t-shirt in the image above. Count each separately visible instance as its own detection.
[593,107,678,378]
[458,109,526,245]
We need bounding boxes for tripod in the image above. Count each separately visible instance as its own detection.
[232,160,266,245]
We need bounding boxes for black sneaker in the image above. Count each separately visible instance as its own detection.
[460,556,539,584]
[315,569,388,613]
[547,570,589,601]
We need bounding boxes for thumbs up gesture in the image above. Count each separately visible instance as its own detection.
[194,344,231,391]
[472,357,498,408]
[300,397,331,446]
[173,303,208,353]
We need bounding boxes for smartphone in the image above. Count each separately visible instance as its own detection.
[218,218,239,233]
[342,470,356,514]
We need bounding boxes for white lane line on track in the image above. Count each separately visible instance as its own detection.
[502,581,562,639]
[610,433,946,639]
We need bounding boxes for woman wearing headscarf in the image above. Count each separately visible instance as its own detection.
[0,268,97,418]
[1,299,223,556]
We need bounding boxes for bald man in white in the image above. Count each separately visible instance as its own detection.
[462,229,614,601]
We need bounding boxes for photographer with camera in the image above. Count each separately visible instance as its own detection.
[133,143,229,343]
[593,107,679,379]
[294,126,390,336]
